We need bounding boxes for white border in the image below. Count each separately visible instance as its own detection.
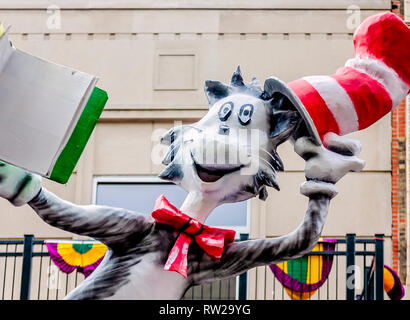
[92,175,250,237]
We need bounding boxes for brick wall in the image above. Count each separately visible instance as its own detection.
[392,100,407,281]
[391,0,407,283]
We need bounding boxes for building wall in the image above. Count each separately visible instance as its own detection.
[0,0,394,298]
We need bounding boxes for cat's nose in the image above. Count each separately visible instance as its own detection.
[218,124,230,135]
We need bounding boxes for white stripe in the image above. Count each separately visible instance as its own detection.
[345,57,409,109]
[302,75,359,135]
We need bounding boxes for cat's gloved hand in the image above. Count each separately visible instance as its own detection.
[0,161,42,206]
[294,132,365,199]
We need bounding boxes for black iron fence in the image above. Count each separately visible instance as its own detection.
[0,236,87,300]
[256,234,385,300]
[0,233,385,300]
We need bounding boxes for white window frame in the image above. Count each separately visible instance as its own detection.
[92,175,251,237]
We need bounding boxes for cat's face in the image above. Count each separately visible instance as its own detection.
[159,67,303,205]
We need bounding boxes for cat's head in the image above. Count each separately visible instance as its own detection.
[158,66,315,205]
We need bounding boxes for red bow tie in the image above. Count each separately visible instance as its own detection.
[151,195,236,278]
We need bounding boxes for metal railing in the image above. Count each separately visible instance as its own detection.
[0,233,384,300]
[0,236,86,300]
[256,234,385,300]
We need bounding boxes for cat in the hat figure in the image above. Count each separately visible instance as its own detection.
[0,12,407,300]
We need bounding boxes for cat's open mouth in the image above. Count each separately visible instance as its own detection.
[191,152,244,183]
[193,161,243,183]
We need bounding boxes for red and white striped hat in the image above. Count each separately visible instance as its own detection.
[282,12,410,144]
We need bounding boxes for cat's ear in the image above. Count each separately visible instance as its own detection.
[264,76,321,145]
[230,65,245,87]
[267,91,301,146]
[204,80,232,107]
[270,106,301,144]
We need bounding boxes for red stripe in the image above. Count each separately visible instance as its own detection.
[331,67,392,131]
[288,78,340,139]
[354,12,410,87]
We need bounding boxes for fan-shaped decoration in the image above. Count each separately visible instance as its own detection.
[270,239,336,300]
[45,241,107,278]
[384,265,405,300]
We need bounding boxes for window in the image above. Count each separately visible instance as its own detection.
[92,175,249,299]
[92,176,250,237]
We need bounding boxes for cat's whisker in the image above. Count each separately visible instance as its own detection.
[259,147,283,171]
[257,156,276,174]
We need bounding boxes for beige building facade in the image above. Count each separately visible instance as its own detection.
[0,0,400,298]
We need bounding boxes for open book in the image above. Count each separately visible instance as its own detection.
[0,24,108,183]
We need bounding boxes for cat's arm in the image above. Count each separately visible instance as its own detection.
[28,188,154,249]
[190,133,365,284]
[0,162,154,249]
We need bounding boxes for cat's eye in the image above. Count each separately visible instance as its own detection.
[238,104,254,125]
[218,102,233,121]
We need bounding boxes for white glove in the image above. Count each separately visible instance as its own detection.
[0,161,42,206]
[294,132,365,199]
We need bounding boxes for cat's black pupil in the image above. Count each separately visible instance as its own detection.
[244,110,249,116]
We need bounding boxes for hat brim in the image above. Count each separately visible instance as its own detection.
[264,77,322,145]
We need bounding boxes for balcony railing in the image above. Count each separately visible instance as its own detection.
[0,233,384,300]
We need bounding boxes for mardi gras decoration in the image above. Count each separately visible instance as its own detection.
[0,12,407,300]
[357,258,406,300]
[357,260,405,300]
[383,265,405,300]
[45,241,107,278]
[270,239,336,300]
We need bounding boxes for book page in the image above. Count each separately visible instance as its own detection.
[0,27,14,74]
[0,46,95,175]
